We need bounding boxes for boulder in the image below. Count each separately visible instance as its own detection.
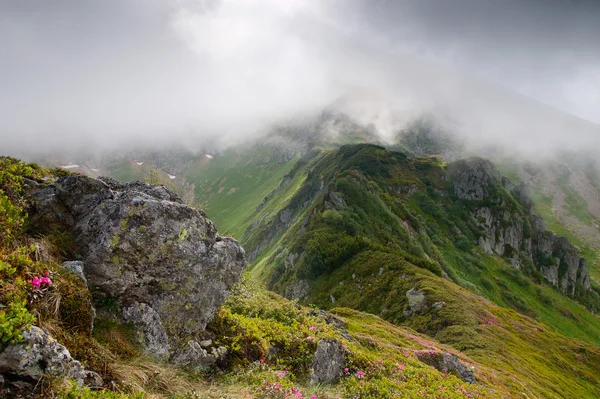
[414,350,475,383]
[0,327,102,387]
[29,175,246,364]
[310,339,345,384]
[403,288,427,317]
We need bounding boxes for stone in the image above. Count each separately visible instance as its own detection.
[414,350,475,383]
[329,192,347,208]
[28,175,246,363]
[447,158,500,201]
[285,279,310,301]
[404,288,427,316]
[122,301,171,360]
[62,261,88,285]
[310,339,345,384]
[0,327,102,388]
[170,340,227,369]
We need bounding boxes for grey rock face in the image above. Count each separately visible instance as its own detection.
[0,327,102,387]
[122,301,171,360]
[414,351,475,383]
[285,279,310,301]
[447,158,590,297]
[30,175,246,363]
[532,233,591,295]
[310,339,345,384]
[447,158,500,200]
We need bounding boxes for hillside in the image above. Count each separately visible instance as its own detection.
[2,146,600,398]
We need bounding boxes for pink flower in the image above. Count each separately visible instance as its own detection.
[259,359,264,364]
[306,336,316,342]
[344,367,349,373]
[309,326,317,331]
[356,370,366,379]
[312,396,317,399]
[40,277,52,285]
[276,371,285,378]
[30,277,42,289]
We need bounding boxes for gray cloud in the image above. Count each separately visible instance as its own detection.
[0,0,599,157]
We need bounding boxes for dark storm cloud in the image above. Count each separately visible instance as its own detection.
[0,0,598,156]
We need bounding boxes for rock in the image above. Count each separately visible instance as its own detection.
[532,233,591,295]
[285,279,310,301]
[329,192,347,208]
[404,288,427,316]
[447,157,591,297]
[0,327,102,388]
[200,340,213,348]
[62,261,88,285]
[29,175,246,363]
[170,341,228,369]
[121,301,171,360]
[447,158,500,201]
[310,339,345,384]
[414,350,475,383]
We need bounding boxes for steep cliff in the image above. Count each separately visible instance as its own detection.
[447,157,590,296]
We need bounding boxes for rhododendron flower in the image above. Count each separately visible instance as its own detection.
[259,359,264,364]
[30,277,42,289]
[40,277,52,285]
[344,367,349,373]
[309,326,316,331]
[356,370,366,379]
[306,336,316,342]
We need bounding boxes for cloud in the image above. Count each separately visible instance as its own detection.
[0,0,599,158]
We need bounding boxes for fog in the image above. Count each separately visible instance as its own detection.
[1,0,599,157]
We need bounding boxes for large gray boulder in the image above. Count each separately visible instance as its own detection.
[0,327,101,387]
[29,175,246,365]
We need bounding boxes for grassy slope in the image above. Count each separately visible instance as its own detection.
[183,146,300,238]
[238,144,600,398]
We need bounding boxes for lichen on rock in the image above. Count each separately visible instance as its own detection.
[29,175,246,364]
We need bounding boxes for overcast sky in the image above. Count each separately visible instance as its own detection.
[0,0,599,155]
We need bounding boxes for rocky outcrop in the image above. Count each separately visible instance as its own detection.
[0,327,102,387]
[531,232,591,295]
[310,339,346,384]
[447,158,590,296]
[403,288,428,317]
[414,350,475,383]
[29,175,246,365]
[447,158,500,201]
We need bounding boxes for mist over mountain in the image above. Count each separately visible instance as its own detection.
[1,0,599,158]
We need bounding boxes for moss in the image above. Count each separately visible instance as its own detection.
[178,227,188,242]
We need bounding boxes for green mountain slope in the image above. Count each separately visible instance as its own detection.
[230,144,600,398]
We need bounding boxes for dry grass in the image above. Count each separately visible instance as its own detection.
[111,358,250,399]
